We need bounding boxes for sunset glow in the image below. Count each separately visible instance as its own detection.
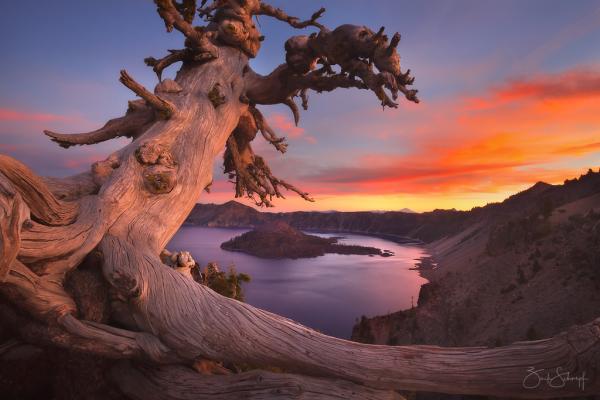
[1,0,599,212]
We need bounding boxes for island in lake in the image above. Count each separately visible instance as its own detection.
[220,221,394,259]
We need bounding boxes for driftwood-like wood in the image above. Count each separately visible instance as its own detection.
[44,100,155,148]
[0,1,597,399]
[110,362,405,400]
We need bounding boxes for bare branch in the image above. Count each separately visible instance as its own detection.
[174,0,197,23]
[245,65,367,106]
[224,135,312,207]
[119,70,176,119]
[246,24,419,109]
[196,0,220,20]
[283,97,300,126]
[299,88,309,110]
[45,101,155,148]
[0,155,78,226]
[258,4,326,30]
[154,0,218,56]
[145,50,187,81]
[145,48,216,80]
[248,106,287,153]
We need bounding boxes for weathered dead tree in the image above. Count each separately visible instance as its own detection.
[0,1,598,398]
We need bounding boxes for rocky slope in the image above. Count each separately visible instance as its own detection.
[186,200,266,228]
[187,170,600,349]
[220,220,391,259]
[351,169,600,350]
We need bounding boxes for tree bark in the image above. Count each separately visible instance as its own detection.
[110,362,405,400]
[1,1,598,399]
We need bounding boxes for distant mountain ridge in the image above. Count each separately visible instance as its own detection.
[351,169,600,350]
[186,169,600,244]
[186,170,600,348]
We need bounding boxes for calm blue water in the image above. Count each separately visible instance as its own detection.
[169,226,428,338]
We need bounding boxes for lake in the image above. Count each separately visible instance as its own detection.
[169,226,429,338]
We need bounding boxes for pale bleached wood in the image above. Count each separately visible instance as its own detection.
[0,154,78,226]
[0,174,26,281]
[101,234,600,398]
[44,101,154,148]
[110,362,405,400]
[42,172,99,201]
[0,2,597,399]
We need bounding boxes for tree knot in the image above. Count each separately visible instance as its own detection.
[136,143,177,195]
[91,154,121,187]
[208,83,227,108]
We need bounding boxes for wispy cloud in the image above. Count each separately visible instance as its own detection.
[268,113,304,138]
[266,112,316,144]
[288,66,600,197]
[493,68,600,102]
[0,107,79,123]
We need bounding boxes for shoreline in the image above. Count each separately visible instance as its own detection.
[181,222,424,246]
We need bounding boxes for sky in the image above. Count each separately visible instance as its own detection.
[1,0,599,212]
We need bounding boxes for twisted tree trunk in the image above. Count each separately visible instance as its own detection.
[1,1,598,399]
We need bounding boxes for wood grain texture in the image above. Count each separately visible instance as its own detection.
[0,2,597,398]
[110,362,405,400]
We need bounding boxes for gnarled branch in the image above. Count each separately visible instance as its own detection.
[224,135,312,207]
[0,175,26,281]
[155,0,218,56]
[119,70,176,119]
[248,106,287,153]
[45,100,155,148]
[245,65,367,108]
[258,4,326,30]
[0,155,78,226]
[245,23,419,111]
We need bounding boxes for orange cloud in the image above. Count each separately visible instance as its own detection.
[297,66,600,200]
[496,68,600,101]
[203,66,600,211]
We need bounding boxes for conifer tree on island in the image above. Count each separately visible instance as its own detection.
[0,1,597,398]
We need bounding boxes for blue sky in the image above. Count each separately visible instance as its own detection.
[1,1,599,211]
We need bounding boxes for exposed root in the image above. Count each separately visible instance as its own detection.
[2,259,76,321]
[0,175,27,281]
[110,362,405,400]
[0,155,78,226]
[59,315,179,363]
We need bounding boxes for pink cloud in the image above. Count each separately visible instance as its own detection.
[0,107,78,123]
[267,113,304,138]
[279,65,600,197]
[304,135,317,144]
[62,154,106,170]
